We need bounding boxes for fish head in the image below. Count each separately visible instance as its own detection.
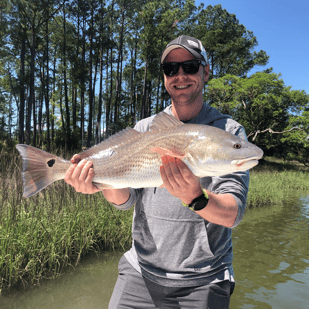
[185,127,264,176]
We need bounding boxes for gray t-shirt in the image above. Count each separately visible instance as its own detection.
[113,103,249,287]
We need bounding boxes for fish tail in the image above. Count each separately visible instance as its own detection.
[16,144,69,198]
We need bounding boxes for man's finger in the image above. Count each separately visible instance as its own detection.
[175,158,198,183]
[85,167,96,186]
[64,164,77,185]
[71,154,82,164]
[161,155,177,164]
[160,165,172,189]
[71,159,87,180]
[80,161,93,182]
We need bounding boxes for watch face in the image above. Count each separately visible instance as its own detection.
[193,199,208,211]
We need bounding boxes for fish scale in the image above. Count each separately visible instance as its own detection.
[16,112,263,198]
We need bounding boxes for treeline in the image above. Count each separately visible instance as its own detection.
[0,1,308,164]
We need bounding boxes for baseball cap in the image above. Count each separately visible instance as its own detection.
[160,35,208,65]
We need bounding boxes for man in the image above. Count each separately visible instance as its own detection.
[64,35,249,308]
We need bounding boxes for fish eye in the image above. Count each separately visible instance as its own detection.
[233,143,241,149]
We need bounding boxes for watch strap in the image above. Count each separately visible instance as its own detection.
[182,189,209,210]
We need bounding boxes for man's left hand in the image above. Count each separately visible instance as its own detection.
[159,156,203,205]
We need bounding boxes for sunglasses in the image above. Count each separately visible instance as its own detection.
[161,60,206,76]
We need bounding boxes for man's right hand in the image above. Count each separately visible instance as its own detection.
[64,154,130,205]
[64,154,102,194]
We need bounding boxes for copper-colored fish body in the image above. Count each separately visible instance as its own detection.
[89,127,195,189]
[16,113,263,197]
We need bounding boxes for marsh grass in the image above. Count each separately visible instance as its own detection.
[0,148,133,293]
[247,157,309,208]
[0,150,308,294]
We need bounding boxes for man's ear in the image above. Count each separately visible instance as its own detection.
[204,64,210,82]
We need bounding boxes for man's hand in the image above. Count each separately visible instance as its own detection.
[64,154,102,194]
[159,155,238,227]
[159,156,203,205]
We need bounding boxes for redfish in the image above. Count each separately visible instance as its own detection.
[16,113,263,198]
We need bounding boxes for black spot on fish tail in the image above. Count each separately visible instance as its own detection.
[47,159,56,167]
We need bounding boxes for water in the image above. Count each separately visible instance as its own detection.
[0,251,123,309]
[1,195,309,309]
[230,194,309,309]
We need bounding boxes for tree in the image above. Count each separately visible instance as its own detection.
[280,91,309,166]
[206,71,309,163]
[0,0,307,167]
[187,4,269,80]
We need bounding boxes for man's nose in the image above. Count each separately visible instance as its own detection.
[175,65,186,77]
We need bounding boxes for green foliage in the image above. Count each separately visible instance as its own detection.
[0,1,274,145]
[206,71,309,164]
[187,4,269,79]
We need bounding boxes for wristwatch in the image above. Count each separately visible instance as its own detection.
[182,189,209,211]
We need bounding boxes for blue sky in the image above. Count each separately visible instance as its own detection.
[195,0,309,94]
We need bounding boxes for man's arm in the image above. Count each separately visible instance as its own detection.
[64,154,130,205]
[196,192,238,228]
[159,156,238,228]
[102,188,130,205]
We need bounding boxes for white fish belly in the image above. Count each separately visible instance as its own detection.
[92,159,163,189]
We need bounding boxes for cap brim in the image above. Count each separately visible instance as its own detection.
[160,45,203,63]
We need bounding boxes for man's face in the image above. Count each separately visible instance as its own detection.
[163,48,209,107]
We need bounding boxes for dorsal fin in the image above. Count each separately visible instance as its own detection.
[78,127,142,159]
[150,112,183,132]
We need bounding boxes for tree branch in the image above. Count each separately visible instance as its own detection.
[248,127,307,141]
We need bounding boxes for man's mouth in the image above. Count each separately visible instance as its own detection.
[174,85,191,89]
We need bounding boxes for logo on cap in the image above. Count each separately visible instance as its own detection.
[187,40,199,48]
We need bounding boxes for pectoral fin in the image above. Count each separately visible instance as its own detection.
[150,147,185,159]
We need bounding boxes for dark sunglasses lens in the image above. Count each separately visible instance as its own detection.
[163,63,179,76]
[183,61,200,74]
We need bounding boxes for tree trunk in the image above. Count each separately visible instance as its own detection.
[156,65,162,113]
[8,94,12,140]
[147,79,152,117]
[63,2,70,146]
[130,47,135,126]
[96,33,104,144]
[38,65,44,146]
[27,25,35,145]
[72,87,77,132]
[106,0,115,136]
[141,59,148,119]
[80,10,86,147]
[32,84,36,147]
[51,56,56,142]
[86,2,94,148]
[114,2,126,125]
[19,35,25,144]
[45,14,50,151]
[59,68,65,144]
[105,47,109,139]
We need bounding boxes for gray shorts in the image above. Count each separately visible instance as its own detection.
[108,255,235,309]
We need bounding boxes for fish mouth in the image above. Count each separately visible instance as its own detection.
[231,157,261,168]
